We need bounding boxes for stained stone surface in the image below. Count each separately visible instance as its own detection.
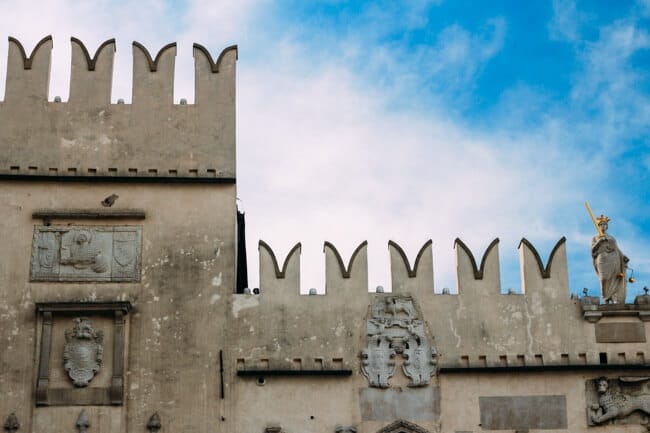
[31,226,141,282]
[359,387,439,421]
[595,322,646,343]
[479,395,567,430]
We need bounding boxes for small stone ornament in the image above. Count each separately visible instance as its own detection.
[3,413,19,433]
[64,318,104,387]
[147,413,161,433]
[76,410,89,433]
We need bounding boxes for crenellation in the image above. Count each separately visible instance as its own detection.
[0,36,236,179]
[132,42,176,105]
[69,38,115,106]
[454,238,501,294]
[193,44,237,107]
[259,240,301,296]
[324,241,368,292]
[518,237,569,296]
[5,36,52,102]
[388,240,433,295]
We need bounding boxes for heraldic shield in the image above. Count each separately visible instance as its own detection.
[63,318,104,387]
[113,238,136,267]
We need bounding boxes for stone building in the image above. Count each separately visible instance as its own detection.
[1,36,650,433]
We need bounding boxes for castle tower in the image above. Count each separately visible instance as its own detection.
[0,36,238,433]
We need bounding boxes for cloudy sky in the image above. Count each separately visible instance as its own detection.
[1,0,649,297]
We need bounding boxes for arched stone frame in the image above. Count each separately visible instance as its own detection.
[376,419,431,433]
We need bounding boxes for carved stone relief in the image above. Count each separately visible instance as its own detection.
[31,226,141,281]
[587,377,650,425]
[361,295,437,388]
[64,318,104,387]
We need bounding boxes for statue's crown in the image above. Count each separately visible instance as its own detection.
[596,214,611,224]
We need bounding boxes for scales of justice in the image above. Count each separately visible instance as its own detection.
[585,202,634,304]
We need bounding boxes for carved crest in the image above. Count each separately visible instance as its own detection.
[402,338,437,387]
[113,238,136,267]
[64,318,104,387]
[361,336,396,388]
[361,295,437,388]
[37,232,57,269]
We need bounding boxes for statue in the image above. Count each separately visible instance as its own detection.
[586,203,629,304]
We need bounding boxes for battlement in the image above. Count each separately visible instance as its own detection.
[0,36,237,180]
[238,236,650,372]
[258,236,569,297]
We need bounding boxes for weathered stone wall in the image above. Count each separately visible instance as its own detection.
[0,36,237,433]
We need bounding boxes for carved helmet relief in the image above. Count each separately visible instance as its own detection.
[361,295,437,388]
[63,317,104,387]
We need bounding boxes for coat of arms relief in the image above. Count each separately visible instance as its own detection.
[64,318,104,387]
[361,295,437,388]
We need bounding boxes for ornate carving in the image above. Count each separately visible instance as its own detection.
[361,295,437,388]
[3,413,19,433]
[402,338,437,387]
[376,419,430,433]
[588,377,650,425]
[64,318,104,387]
[361,336,396,388]
[31,226,141,282]
[60,229,109,273]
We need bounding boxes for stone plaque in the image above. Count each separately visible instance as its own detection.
[479,395,567,430]
[359,387,439,421]
[31,226,141,282]
[595,322,646,343]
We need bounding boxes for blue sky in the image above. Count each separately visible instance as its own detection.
[0,0,649,297]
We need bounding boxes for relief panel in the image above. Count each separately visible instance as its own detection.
[587,377,650,426]
[31,226,141,282]
[361,295,437,388]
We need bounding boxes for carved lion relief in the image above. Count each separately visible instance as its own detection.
[587,376,650,425]
[64,318,104,387]
[361,295,437,388]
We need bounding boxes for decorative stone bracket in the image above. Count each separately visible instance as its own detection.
[580,300,650,323]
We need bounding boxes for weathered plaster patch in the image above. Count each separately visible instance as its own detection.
[210,294,221,304]
[232,296,259,318]
[212,273,223,287]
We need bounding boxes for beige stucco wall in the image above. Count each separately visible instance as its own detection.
[0,182,236,433]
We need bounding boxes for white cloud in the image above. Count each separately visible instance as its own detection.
[236,47,586,292]
[549,0,584,42]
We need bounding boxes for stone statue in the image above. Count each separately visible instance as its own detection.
[590,215,629,304]
[589,377,650,424]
